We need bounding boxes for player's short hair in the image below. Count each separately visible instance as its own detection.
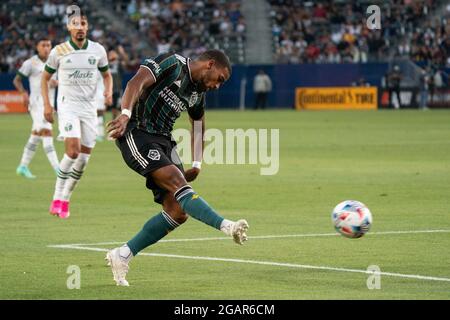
[198,50,231,74]
[67,6,88,21]
[36,37,51,45]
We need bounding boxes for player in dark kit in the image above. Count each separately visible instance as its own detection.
[106,50,249,286]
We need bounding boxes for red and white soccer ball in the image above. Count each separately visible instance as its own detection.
[332,200,373,238]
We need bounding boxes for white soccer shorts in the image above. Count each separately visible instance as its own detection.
[57,111,97,148]
[29,99,52,131]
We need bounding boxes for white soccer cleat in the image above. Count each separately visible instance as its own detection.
[106,248,130,286]
[231,219,249,245]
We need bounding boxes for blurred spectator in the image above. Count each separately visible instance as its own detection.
[419,68,431,110]
[253,70,272,110]
[386,65,403,109]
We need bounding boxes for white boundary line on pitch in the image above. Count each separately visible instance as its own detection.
[47,229,450,247]
[47,244,450,283]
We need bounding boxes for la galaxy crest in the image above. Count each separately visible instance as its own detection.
[189,92,198,108]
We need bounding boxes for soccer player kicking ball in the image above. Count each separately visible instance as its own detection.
[106,50,249,286]
[42,11,112,218]
[14,38,59,178]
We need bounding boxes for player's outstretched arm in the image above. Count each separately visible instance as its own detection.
[107,66,155,139]
[41,70,54,123]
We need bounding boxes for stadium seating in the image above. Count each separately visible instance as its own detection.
[268,0,449,68]
[107,0,246,63]
[0,0,246,73]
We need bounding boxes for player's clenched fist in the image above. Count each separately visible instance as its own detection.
[107,114,129,139]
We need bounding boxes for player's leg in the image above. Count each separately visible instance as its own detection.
[39,128,59,173]
[58,116,96,218]
[107,193,189,286]
[127,193,187,255]
[151,165,249,244]
[17,106,41,178]
[50,113,81,216]
[16,129,40,179]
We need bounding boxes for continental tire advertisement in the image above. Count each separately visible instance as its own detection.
[296,87,378,110]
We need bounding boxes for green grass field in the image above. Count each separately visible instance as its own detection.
[1,110,449,299]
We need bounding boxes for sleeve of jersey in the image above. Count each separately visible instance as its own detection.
[44,49,58,74]
[17,60,31,78]
[98,45,109,72]
[140,55,176,82]
[188,95,205,120]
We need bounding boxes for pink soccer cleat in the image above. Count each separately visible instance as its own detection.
[49,200,62,216]
[58,201,70,219]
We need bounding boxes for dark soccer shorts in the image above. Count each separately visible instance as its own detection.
[116,127,184,204]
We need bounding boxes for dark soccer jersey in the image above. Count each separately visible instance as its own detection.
[129,52,205,137]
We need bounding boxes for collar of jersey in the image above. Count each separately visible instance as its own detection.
[69,38,89,50]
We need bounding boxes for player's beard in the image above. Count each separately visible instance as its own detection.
[76,32,86,41]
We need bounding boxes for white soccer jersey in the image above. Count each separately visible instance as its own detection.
[45,39,109,117]
[18,55,56,105]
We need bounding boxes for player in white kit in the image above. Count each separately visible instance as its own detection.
[14,38,59,178]
[42,11,112,219]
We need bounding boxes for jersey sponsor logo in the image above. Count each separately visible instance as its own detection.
[191,194,199,200]
[147,149,161,161]
[144,59,162,76]
[189,92,198,108]
[68,70,94,79]
[174,80,181,87]
[159,86,186,114]
[88,56,96,65]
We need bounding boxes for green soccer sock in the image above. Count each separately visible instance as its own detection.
[174,185,224,230]
[127,211,179,256]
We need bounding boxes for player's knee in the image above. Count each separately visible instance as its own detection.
[174,211,188,225]
[165,173,188,193]
[66,149,80,159]
[164,207,188,225]
[39,129,52,137]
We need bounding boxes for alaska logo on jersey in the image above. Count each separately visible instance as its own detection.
[68,70,94,79]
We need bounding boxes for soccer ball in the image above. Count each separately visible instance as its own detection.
[332,200,372,238]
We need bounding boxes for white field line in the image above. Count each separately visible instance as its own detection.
[47,229,450,247]
[48,244,450,283]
